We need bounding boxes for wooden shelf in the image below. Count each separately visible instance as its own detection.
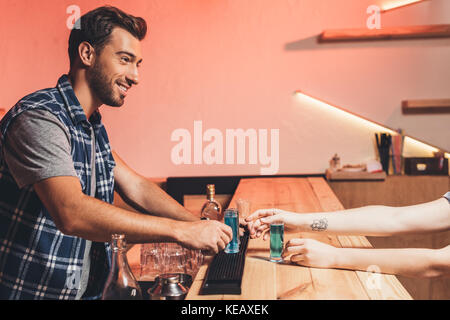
[402,99,450,114]
[325,169,386,181]
[319,24,450,43]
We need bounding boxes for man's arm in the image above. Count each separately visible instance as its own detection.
[248,197,450,238]
[3,109,231,252]
[112,151,197,222]
[283,239,450,278]
[33,176,232,252]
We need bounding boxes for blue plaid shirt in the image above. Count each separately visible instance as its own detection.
[0,75,116,299]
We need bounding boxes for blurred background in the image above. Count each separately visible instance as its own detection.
[1,0,449,178]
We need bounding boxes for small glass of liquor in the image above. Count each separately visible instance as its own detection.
[140,243,165,281]
[162,243,188,274]
[224,209,240,254]
[200,184,223,221]
[236,198,251,219]
[270,222,284,262]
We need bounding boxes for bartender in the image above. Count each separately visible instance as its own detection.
[0,6,231,300]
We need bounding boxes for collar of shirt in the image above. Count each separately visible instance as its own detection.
[56,74,103,132]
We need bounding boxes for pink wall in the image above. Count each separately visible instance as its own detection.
[1,0,449,177]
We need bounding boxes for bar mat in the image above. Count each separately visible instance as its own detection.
[199,231,249,295]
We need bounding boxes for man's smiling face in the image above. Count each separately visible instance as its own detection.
[87,27,143,107]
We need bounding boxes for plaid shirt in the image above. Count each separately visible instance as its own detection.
[0,75,116,299]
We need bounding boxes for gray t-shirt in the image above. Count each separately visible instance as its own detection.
[3,108,92,299]
[4,109,77,187]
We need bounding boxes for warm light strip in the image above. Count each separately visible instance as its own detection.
[295,91,397,134]
[404,136,439,153]
[381,0,428,12]
[294,90,448,154]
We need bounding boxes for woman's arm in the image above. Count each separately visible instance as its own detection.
[334,245,450,278]
[247,197,450,238]
[283,239,450,278]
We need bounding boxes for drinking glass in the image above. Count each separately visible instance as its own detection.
[183,248,204,277]
[236,199,251,219]
[224,209,239,254]
[163,243,187,274]
[270,222,284,262]
[140,243,165,281]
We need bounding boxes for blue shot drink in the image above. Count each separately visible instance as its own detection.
[224,209,239,254]
[270,222,284,262]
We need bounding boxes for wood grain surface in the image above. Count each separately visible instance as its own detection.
[319,24,450,43]
[402,99,450,114]
[185,177,412,300]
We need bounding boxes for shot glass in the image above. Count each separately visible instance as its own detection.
[236,199,250,244]
[163,243,187,274]
[140,243,165,280]
[269,222,284,262]
[184,248,204,277]
[236,199,251,219]
[224,208,239,254]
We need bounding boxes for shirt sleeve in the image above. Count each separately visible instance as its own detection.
[3,108,78,188]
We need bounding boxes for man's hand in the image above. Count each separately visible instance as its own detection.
[245,208,302,240]
[176,220,233,254]
[282,238,338,269]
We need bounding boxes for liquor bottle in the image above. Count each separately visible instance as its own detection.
[200,184,223,221]
[102,234,143,300]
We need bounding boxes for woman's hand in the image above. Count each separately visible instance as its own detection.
[283,238,338,269]
[245,208,303,239]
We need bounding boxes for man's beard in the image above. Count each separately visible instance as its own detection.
[87,60,124,107]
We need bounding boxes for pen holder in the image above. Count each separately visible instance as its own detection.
[377,146,390,174]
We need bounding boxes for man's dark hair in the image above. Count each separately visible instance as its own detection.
[68,6,147,68]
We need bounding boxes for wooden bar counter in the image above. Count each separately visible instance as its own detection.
[129,177,412,300]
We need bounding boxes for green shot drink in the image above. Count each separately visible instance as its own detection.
[224,209,239,254]
[270,223,284,262]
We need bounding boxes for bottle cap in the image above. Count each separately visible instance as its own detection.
[206,184,215,198]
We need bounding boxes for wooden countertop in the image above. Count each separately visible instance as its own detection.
[128,177,412,300]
